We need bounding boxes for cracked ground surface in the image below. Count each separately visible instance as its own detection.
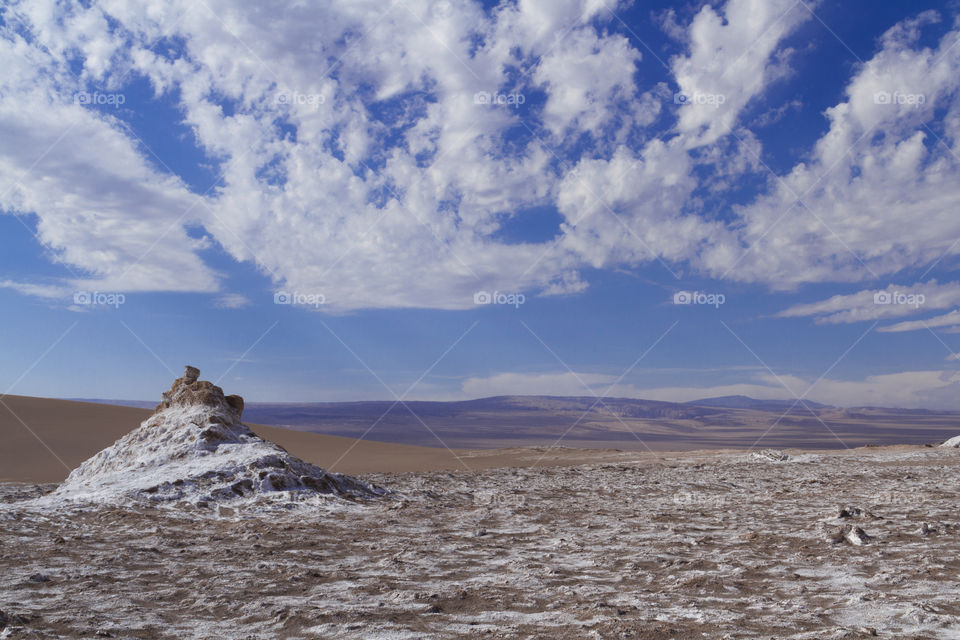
[2,445,960,639]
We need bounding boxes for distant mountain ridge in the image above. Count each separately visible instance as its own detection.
[71,394,958,416]
[73,394,757,420]
[686,395,831,411]
[68,394,960,451]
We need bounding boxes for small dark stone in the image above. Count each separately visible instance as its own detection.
[0,610,28,629]
[231,479,254,495]
[264,473,299,491]
[301,475,336,493]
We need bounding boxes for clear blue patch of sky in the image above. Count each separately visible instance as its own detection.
[94,76,222,193]
[491,204,564,244]
[0,216,76,281]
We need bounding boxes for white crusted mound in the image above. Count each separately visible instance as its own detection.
[940,435,960,448]
[47,367,384,507]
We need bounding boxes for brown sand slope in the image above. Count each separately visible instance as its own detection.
[1,395,618,482]
[0,396,152,483]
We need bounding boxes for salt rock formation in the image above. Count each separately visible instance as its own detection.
[822,523,872,545]
[940,435,960,447]
[50,367,384,506]
[840,525,871,546]
[751,449,789,462]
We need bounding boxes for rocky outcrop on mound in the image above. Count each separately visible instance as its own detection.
[49,367,385,507]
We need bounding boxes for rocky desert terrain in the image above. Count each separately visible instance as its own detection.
[3,444,960,639]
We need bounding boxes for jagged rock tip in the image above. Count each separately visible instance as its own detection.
[154,366,244,420]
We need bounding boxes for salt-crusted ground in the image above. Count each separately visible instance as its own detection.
[2,445,960,639]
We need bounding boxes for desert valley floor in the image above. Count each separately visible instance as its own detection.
[3,444,960,639]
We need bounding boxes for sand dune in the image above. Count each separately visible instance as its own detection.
[0,396,152,483]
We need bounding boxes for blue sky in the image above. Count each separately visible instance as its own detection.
[2,0,960,408]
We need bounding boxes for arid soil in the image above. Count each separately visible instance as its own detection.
[3,445,960,639]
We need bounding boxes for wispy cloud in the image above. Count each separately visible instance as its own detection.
[878,310,960,333]
[779,281,960,325]
[214,294,252,309]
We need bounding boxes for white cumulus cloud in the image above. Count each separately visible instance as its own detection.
[2,0,959,314]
